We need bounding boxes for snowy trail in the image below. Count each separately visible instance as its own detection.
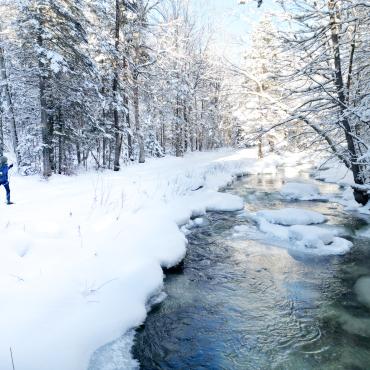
[1,148,263,370]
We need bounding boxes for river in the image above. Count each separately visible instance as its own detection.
[132,169,370,369]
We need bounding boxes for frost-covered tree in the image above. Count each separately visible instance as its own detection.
[277,0,370,203]
[0,0,241,175]
[231,18,285,156]
[236,0,370,204]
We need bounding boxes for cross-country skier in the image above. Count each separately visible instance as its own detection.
[0,156,14,205]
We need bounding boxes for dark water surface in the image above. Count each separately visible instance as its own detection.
[133,171,370,370]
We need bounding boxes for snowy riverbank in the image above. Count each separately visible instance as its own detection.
[1,148,368,370]
[0,148,265,370]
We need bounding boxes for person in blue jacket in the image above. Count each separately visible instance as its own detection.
[0,156,14,205]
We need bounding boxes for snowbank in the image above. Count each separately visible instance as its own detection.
[0,148,253,370]
[256,208,326,226]
[280,182,321,200]
[313,159,370,213]
[314,160,354,186]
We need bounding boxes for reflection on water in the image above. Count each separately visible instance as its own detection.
[133,171,370,370]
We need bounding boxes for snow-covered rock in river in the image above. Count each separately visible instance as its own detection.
[253,208,352,255]
[289,225,334,247]
[193,217,204,226]
[288,225,351,253]
[258,218,291,240]
[280,182,321,200]
[256,208,326,226]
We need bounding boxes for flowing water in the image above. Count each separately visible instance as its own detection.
[132,169,370,370]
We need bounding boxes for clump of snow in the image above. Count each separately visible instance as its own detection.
[256,208,326,226]
[329,237,353,254]
[193,217,204,226]
[182,217,206,233]
[258,218,291,240]
[289,225,334,247]
[280,182,321,200]
[354,276,370,309]
[180,225,191,235]
[289,225,351,253]
[252,208,352,255]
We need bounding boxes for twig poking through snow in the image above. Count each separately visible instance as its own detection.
[10,347,15,370]
[82,278,119,297]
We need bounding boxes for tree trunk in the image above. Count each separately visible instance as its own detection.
[0,45,21,165]
[183,104,189,153]
[37,29,52,177]
[113,0,122,171]
[58,134,63,174]
[161,121,165,153]
[76,143,81,165]
[113,102,122,171]
[124,95,133,161]
[258,139,263,158]
[102,136,107,167]
[328,0,368,204]
[57,110,63,174]
[133,71,145,163]
[175,97,183,157]
[0,108,3,157]
[49,115,55,173]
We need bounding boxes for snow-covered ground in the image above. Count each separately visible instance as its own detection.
[1,148,264,370]
[314,159,355,186]
[1,148,367,370]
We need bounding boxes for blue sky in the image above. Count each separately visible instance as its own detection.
[190,0,272,61]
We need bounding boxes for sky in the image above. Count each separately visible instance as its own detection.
[190,0,273,62]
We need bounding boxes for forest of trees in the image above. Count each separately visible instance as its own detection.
[0,0,236,176]
[236,0,370,204]
[0,0,369,203]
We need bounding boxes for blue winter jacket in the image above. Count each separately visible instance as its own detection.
[0,164,13,184]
